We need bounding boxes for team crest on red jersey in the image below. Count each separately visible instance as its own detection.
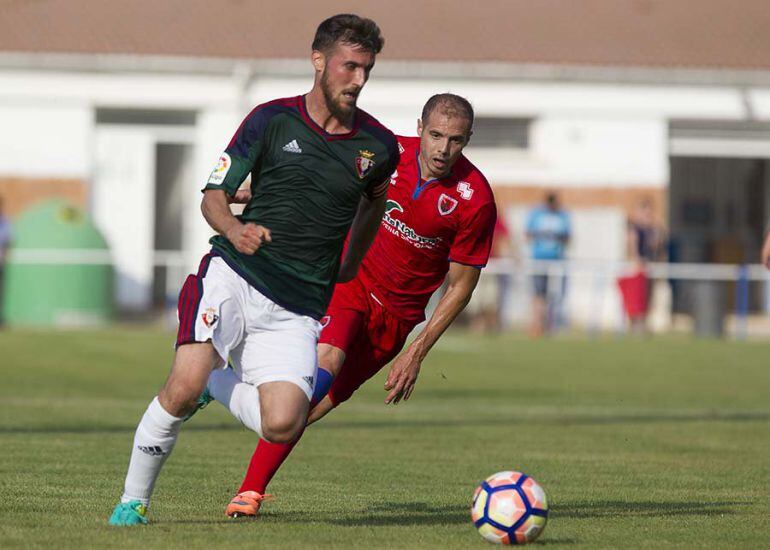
[438,193,458,216]
[355,149,376,179]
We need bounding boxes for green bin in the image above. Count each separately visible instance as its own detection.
[3,199,112,326]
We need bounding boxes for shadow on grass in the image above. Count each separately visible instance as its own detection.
[554,499,750,519]
[0,422,244,435]
[160,503,471,528]
[3,410,768,435]
[161,502,579,544]
[322,410,770,430]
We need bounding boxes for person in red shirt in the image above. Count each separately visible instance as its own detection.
[207,93,497,517]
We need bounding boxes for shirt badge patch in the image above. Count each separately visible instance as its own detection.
[457,181,474,200]
[201,307,219,328]
[207,152,231,185]
[397,142,405,154]
[389,169,398,185]
[438,193,458,216]
[320,315,331,328]
[355,149,376,179]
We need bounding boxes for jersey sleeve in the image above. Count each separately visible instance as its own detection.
[448,201,498,268]
[363,136,400,200]
[203,108,269,196]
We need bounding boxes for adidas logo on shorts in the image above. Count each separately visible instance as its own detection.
[302,375,314,388]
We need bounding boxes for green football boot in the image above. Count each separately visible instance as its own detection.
[108,500,148,526]
[183,385,214,422]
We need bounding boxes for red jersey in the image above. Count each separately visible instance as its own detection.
[357,135,497,323]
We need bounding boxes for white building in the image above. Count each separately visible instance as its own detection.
[2,1,770,328]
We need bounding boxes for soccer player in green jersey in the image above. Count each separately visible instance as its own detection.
[109,14,398,526]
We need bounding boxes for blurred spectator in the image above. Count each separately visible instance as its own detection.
[469,214,513,333]
[0,197,11,325]
[761,225,770,269]
[618,197,665,334]
[526,192,571,337]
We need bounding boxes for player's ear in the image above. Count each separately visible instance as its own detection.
[311,50,325,73]
[417,118,423,135]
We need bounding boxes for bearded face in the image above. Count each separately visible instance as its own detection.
[317,42,375,121]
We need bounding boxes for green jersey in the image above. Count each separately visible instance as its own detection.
[204,95,398,319]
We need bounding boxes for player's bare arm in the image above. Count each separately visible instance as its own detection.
[384,262,481,404]
[337,190,387,282]
[201,189,271,255]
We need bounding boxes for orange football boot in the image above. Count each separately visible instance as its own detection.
[225,491,273,518]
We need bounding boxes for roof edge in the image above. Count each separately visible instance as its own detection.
[2,51,770,87]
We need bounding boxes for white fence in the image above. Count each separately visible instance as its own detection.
[9,249,770,336]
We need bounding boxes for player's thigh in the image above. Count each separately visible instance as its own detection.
[329,315,415,406]
[176,256,247,362]
[159,342,221,416]
[328,342,381,406]
[234,295,320,401]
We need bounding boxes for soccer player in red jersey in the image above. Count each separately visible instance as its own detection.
[219,93,497,517]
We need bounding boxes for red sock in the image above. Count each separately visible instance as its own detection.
[238,437,299,494]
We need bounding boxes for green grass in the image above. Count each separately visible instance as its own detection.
[1,328,770,548]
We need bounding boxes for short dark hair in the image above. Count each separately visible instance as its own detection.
[421,93,475,128]
[312,14,384,55]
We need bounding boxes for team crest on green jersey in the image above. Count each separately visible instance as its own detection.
[355,149,376,179]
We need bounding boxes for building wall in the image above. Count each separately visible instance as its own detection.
[0,65,767,324]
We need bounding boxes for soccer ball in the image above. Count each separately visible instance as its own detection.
[471,471,548,544]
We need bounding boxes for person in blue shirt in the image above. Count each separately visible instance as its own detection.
[526,192,571,337]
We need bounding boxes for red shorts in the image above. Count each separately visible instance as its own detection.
[320,277,416,406]
[617,270,649,319]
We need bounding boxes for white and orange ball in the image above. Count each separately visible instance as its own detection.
[471,471,548,545]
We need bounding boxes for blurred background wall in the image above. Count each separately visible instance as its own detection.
[2,0,770,332]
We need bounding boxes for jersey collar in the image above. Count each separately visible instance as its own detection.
[413,149,454,200]
[299,95,360,141]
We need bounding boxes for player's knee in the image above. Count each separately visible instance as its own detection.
[158,380,202,417]
[261,411,304,444]
[317,345,345,377]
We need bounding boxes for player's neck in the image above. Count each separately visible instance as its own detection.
[418,154,448,181]
[304,90,355,135]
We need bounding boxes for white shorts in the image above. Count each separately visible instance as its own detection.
[176,254,321,399]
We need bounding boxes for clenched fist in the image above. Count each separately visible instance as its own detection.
[225,223,271,255]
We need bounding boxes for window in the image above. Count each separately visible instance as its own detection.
[96,109,196,126]
[469,117,531,149]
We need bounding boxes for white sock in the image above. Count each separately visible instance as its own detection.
[120,396,183,506]
[208,367,263,436]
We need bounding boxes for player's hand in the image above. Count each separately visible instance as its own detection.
[228,188,252,204]
[761,233,770,269]
[225,222,271,255]
[384,348,422,405]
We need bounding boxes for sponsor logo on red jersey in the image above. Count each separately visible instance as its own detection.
[382,199,441,249]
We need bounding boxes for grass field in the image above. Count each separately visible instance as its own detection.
[1,328,770,548]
